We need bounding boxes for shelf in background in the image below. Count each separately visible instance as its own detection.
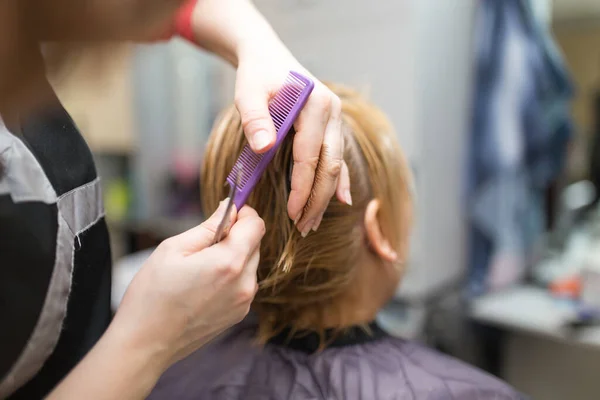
[470,285,600,349]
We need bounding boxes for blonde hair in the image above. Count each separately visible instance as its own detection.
[201,83,413,343]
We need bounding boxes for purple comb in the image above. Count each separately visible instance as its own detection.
[226,71,314,210]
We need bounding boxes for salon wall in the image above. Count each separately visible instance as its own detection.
[404,0,475,299]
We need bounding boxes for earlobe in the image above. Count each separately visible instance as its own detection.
[364,199,398,262]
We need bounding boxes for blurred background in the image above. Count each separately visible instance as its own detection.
[51,0,600,398]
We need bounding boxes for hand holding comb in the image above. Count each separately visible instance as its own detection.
[212,71,314,244]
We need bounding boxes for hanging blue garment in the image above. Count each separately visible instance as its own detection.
[465,0,574,297]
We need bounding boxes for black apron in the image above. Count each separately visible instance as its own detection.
[0,89,112,399]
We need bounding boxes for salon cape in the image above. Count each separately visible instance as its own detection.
[149,315,526,400]
[0,87,111,399]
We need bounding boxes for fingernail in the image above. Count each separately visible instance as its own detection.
[312,213,324,232]
[301,219,315,238]
[253,130,271,151]
[344,189,353,206]
[294,214,301,226]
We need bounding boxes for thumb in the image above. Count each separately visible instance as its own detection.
[235,88,276,153]
[173,199,237,254]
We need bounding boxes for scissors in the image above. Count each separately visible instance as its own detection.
[212,164,242,245]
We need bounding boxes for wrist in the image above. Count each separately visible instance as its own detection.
[106,312,174,377]
[181,0,285,68]
[48,314,173,399]
[235,28,289,68]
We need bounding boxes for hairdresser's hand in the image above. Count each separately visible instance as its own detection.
[48,203,264,399]
[112,201,265,367]
[235,44,352,236]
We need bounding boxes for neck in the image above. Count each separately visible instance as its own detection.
[0,60,55,126]
[0,4,48,117]
[296,256,391,330]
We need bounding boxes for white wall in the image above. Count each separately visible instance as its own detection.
[400,0,476,299]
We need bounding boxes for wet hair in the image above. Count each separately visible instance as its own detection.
[201,83,413,343]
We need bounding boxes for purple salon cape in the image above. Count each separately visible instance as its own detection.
[148,316,525,399]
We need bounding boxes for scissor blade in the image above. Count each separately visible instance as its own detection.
[212,165,242,245]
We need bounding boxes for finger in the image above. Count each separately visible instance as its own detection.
[235,204,261,222]
[239,247,260,300]
[235,85,276,153]
[174,199,237,254]
[224,206,265,257]
[296,94,343,236]
[335,160,352,206]
[186,206,265,275]
[287,86,331,223]
[310,162,349,234]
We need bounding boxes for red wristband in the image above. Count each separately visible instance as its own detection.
[174,0,198,43]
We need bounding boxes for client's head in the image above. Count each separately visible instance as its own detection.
[201,83,413,343]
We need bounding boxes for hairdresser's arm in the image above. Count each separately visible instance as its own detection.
[47,204,264,400]
[187,0,352,234]
[46,321,169,399]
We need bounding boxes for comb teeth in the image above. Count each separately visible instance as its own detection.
[226,73,310,190]
[227,145,263,188]
[268,73,306,131]
[226,71,314,210]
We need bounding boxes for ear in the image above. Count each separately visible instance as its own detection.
[364,199,398,262]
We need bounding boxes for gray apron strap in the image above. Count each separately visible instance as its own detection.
[0,121,105,398]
